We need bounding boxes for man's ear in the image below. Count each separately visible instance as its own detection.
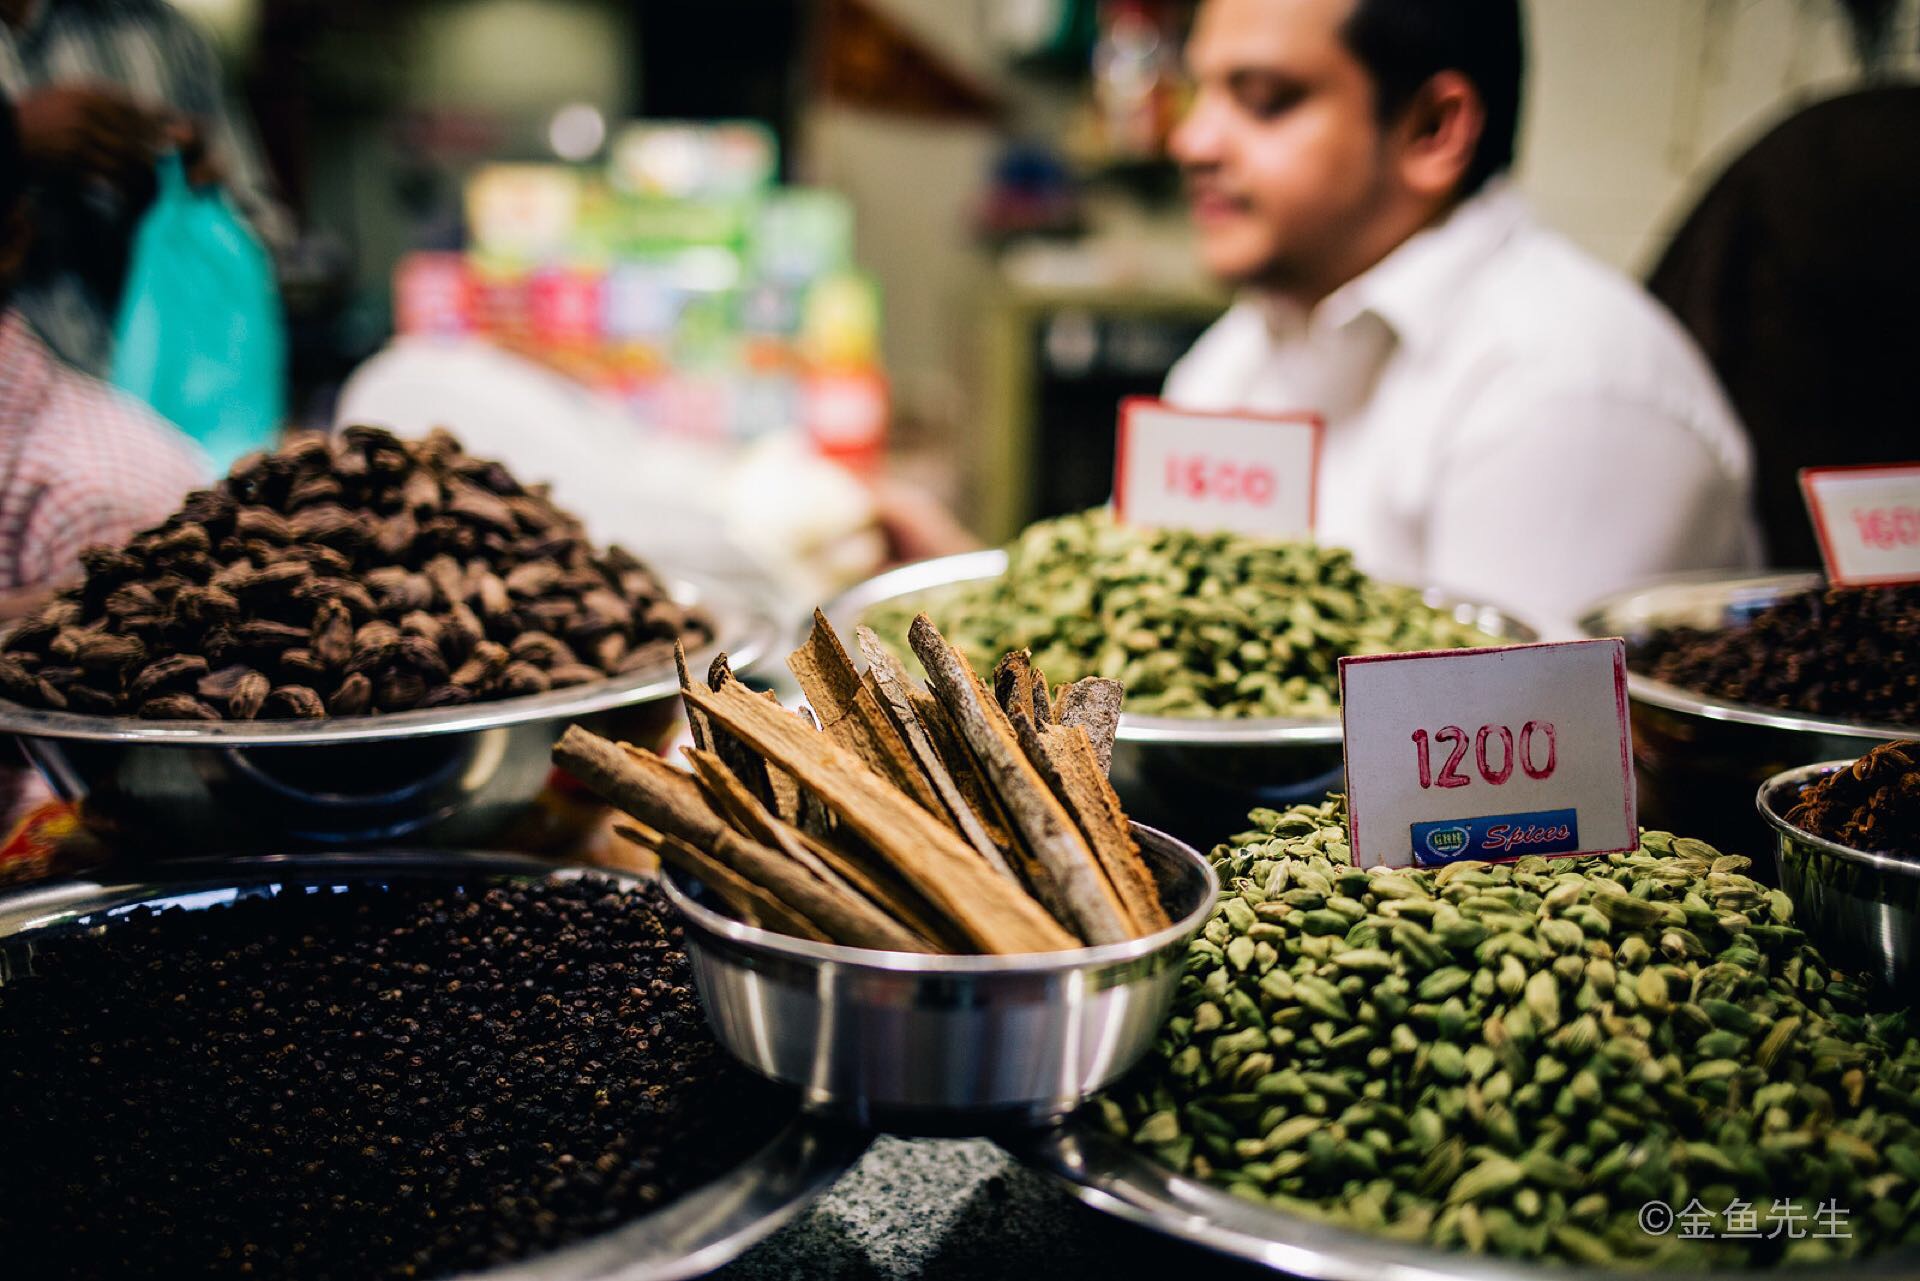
[0,202,30,284]
[1391,69,1487,203]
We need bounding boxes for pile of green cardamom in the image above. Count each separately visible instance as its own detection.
[864,510,1492,717]
[1101,798,1920,1267]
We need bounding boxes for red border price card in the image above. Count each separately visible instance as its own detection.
[1338,638,1637,869]
[1800,462,1920,587]
[1113,397,1323,538]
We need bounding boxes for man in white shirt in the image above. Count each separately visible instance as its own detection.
[1165,0,1758,628]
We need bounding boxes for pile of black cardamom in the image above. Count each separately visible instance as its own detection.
[0,425,709,720]
[1633,583,1920,725]
[0,877,789,1279]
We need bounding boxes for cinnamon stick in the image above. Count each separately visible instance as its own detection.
[1013,711,1170,934]
[613,821,832,942]
[856,625,1020,883]
[910,618,1134,945]
[554,726,929,952]
[1056,677,1125,777]
[681,680,1078,953]
[789,612,944,818]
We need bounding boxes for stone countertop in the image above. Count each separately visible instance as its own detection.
[715,1136,1279,1281]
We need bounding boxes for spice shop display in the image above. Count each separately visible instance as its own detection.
[0,426,709,721]
[1101,796,1920,1268]
[861,509,1495,718]
[556,611,1171,953]
[0,874,791,1280]
[1785,740,1920,857]
[1633,583,1920,727]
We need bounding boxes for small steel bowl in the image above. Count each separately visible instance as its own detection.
[1579,571,1914,858]
[660,823,1218,1132]
[0,574,779,858]
[0,853,868,1281]
[824,550,1535,847]
[1756,761,1920,990]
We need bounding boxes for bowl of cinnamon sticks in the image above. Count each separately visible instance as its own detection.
[553,613,1217,1130]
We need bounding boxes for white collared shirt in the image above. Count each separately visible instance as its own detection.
[1163,180,1760,632]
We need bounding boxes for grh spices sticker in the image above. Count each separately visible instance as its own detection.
[1800,462,1920,587]
[1338,639,1637,869]
[1111,397,1322,538]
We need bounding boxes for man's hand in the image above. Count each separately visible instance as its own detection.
[15,85,163,184]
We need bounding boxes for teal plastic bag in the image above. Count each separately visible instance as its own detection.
[111,153,285,472]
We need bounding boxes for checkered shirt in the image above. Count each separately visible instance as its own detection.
[0,308,210,592]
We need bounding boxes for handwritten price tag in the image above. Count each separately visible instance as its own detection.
[1112,398,1321,538]
[1800,463,1920,587]
[1338,639,1637,869]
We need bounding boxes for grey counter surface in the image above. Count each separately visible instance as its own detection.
[715,1136,1277,1281]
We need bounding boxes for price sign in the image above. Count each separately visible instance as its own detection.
[1112,398,1321,538]
[1800,463,1920,587]
[1338,639,1637,869]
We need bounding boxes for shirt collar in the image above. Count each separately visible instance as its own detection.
[1257,177,1532,352]
[0,308,58,430]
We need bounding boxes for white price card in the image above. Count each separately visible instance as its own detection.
[1112,397,1322,538]
[1800,463,1920,587]
[1337,638,1637,869]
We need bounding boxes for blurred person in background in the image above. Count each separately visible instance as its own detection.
[0,88,207,829]
[0,91,207,618]
[1166,0,1758,626]
[0,0,288,377]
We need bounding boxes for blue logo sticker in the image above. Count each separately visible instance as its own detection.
[1410,809,1580,865]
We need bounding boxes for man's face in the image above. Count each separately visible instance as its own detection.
[1171,0,1392,291]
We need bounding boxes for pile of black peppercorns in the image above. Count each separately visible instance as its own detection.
[1633,583,1920,725]
[0,877,789,1280]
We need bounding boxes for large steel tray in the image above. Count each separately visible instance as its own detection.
[826,550,1536,846]
[1577,570,1916,856]
[0,573,780,854]
[0,852,866,1281]
[1018,1118,1920,1280]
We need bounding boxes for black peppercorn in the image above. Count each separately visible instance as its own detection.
[0,877,787,1280]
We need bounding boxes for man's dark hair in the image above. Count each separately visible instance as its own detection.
[1341,0,1526,198]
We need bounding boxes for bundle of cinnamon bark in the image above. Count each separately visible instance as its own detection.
[553,612,1171,953]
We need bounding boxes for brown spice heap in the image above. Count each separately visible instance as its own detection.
[0,877,789,1280]
[1632,584,1920,725]
[1786,739,1920,854]
[554,611,1173,954]
[0,426,708,720]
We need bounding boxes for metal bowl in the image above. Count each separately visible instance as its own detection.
[0,574,779,857]
[659,823,1217,1132]
[1021,1118,1920,1280]
[1757,761,1920,991]
[0,852,867,1281]
[1578,571,1914,858]
[824,551,1536,847]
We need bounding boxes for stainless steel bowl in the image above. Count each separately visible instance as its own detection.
[1021,1118,1920,1281]
[0,574,779,857]
[660,823,1218,1132]
[824,551,1536,847]
[1757,761,1920,991]
[0,852,867,1281]
[1578,571,1913,859]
